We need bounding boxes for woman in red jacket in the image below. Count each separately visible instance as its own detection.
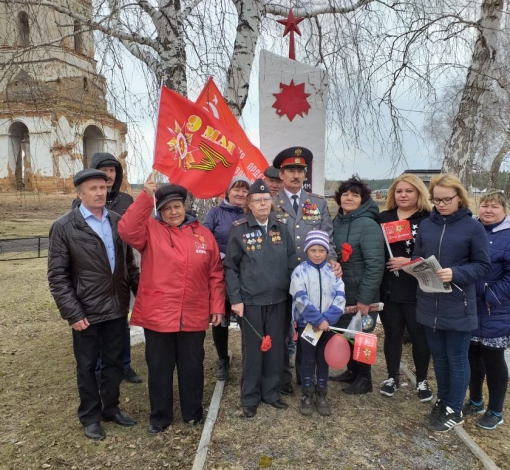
[118,174,225,435]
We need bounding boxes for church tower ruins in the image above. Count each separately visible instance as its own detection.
[0,1,127,191]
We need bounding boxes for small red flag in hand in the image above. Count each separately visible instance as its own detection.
[381,220,412,243]
[260,335,272,352]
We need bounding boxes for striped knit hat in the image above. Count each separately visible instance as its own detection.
[304,230,330,253]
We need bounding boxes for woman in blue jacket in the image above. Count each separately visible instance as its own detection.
[463,190,510,430]
[203,176,250,381]
[413,174,490,433]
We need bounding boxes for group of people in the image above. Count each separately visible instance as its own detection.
[47,148,509,441]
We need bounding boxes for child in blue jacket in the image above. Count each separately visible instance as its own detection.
[290,230,346,416]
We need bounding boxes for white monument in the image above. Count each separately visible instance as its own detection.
[259,49,328,194]
[0,2,127,192]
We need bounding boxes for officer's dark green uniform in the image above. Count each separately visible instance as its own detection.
[224,180,297,416]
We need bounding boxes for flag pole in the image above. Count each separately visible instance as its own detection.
[382,230,394,258]
[152,78,165,214]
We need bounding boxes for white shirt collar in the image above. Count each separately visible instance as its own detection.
[284,188,302,201]
[255,218,268,230]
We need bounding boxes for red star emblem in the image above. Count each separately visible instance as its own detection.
[277,9,305,60]
[277,9,304,37]
[272,80,311,122]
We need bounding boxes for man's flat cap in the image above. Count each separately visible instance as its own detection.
[74,169,108,187]
[155,184,188,210]
[263,166,281,180]
[273,147,313,169]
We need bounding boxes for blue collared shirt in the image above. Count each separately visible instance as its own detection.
[79,205,116,273]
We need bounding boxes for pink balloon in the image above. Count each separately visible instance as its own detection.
[324,334,351,369]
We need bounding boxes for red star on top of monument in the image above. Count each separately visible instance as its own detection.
[277,9,305,60]
[277,9,305,37]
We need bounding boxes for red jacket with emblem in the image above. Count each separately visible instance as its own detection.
[118,191,225,333]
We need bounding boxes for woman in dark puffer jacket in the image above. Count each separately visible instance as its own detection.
[463,190,510,430]
[329,175,385,394]
[413,174,490,433]
[203,176,251,381]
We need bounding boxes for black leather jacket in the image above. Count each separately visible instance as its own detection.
[48,208,139,326]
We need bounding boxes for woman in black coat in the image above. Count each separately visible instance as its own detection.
[379,173,432,402]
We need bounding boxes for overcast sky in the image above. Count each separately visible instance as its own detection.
[123,56,439,185]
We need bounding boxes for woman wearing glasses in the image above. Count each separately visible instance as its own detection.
[224,179,297,418]
[413,174,490,432]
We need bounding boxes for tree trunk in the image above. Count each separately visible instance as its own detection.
[156,0,188,96]
[505,173,510,198]
[224,0,264,116]
[487,132,510,189]
[441,0,504,186]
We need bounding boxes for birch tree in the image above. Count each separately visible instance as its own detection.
[441,0,506,186]
[1,0,503,179]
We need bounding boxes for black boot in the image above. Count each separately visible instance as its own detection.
[316,389,331,416]
[216,357,230,381]
[342,375,372,394]
[329,369,356,383]
[300,386,315,416]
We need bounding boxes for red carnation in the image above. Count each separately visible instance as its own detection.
[243,317,272,353]
[260,335,272,352]
[341,243,353,262]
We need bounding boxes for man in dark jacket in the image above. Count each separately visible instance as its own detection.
[48,169,139,440]
[72,152,141,384]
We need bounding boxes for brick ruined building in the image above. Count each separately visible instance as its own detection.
[0,1,128,192]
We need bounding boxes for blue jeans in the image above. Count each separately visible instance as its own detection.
[424,326,471,414]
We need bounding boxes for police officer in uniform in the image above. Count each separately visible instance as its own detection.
[273,147,340,393]
[224,179,297,418]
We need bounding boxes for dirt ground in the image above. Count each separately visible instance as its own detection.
[0,193,509,469]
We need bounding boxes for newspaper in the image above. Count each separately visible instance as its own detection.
[401,255,452,293]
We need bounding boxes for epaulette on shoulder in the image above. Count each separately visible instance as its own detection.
[233,218,247,226]
[309,192,325,199]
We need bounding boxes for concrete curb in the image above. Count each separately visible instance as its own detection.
[192,380,225,470]
[130,326,145,346]
[400,362,500,470]
[192,350,232,470]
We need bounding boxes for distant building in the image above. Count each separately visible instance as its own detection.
[0,2,127,192]
[404,169,441,187]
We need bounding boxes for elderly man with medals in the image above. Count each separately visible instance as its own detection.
[224,179,297,418]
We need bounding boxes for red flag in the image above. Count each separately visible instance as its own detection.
[381,220,413,244]
[195,77,268,183]
[153,86,242,198]
[353,332,377,365]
